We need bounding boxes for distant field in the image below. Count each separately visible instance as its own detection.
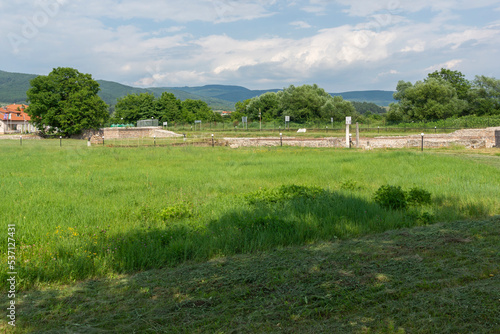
[0,140,498,292]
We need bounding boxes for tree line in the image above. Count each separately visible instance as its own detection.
[112,92,223,125]
[231,84,358,123]
[387,69,500,122]
[24,67,500,136]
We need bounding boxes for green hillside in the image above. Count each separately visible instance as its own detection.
[331,90,395,106]
[0,70,36,103]
[0,70,395,110]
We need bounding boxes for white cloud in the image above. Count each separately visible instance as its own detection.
[424,59,463,72]
[1,0,500,91]
[334,0,500,16]
[435,27,500,50]
[401,40,426,53]
[290,21,312,29]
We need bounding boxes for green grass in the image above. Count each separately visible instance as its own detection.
[0,140,498,332]
[0,140,499,293]
[3,216,499,333]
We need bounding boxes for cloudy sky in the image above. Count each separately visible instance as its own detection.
[1,0,499,92]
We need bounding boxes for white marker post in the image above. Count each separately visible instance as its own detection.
[345,117,351,148]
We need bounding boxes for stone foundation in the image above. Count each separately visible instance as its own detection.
[225,127,500,149]
[102,127,183,139]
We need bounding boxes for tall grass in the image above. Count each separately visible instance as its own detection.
[0,140,498,290]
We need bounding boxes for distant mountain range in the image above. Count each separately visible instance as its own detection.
[0,70,395,110]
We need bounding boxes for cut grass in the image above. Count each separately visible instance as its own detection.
[2,216,498,333]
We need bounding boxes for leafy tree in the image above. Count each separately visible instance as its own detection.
[279,84,332,122]
[320,96,357,122]
[386,103,405,123]
[246,92,280,121]
[26,67,109,135]
[114,93,156,123]
[181,99,215,123]
[392,78,466,121]
[230,111,246,122]
[426,69,471,101]
[468,75,500,116]
[406,78,467,120]
[155,92,184,123]
[235,99,251,114]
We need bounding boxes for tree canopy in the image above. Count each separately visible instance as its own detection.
[26,67,109,136]
[238,84,358,123]
[388,69,500,122]
[113,93,222,124]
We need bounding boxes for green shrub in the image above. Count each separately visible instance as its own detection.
[245,184,324,205]
[407,187,432,206]
[374,185,408,210]
[159,202,193,221]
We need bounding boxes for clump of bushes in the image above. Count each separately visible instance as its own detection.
[245,184,324,205]
[159,202,193,221]
[374,185,432,211]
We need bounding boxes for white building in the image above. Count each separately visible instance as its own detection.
[0,104,36,134]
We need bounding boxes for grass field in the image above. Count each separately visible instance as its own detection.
[0,139,499,332]
[0,140,498,291]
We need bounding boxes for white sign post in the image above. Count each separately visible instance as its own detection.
[163,122,168,129]
[285,116,290,130]
[346,117,351,148]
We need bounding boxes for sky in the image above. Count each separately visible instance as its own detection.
[1,0,500,92]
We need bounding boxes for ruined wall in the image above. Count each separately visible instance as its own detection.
[225,127,500,149]
[102,127,182,139]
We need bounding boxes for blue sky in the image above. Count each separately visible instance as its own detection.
[1,0,499,92]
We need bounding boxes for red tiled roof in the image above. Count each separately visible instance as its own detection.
[0,104,31,122]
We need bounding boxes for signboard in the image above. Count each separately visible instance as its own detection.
[285,116,290,122]
[163,122,168,126]
[194,120,202,124]
[346,117,352,125]
[242,117,248,123]
[331,118,334,123]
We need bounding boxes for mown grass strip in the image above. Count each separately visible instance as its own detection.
[3,216,498,333]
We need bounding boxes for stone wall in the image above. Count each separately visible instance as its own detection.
[102,127,182,139]
[225,127,500,149]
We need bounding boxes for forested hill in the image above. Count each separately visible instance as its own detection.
[0,70,395,109]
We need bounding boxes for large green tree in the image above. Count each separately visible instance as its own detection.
[320,96,358,122]
[155,92,184,123]
[246,92,281,121]
[26,67,109,135]
[391,77,467,121]
[233,84,357,123]
[114,93,156,123]
[426,69,471,101]
[279,84,332,122]
[468,75,500,116]
[181,99,218,123]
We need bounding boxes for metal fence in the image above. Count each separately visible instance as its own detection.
[137,119,159,127]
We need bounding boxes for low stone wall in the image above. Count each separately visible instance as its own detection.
[102,127,182,139]
[225,137,344,148]
[225,127,500,149]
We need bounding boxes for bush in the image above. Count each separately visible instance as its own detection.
[245,184,324,205]
[407,187,432,206]
[374,185,433,211]
[373,185,408,210]
[159,202,193,221]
